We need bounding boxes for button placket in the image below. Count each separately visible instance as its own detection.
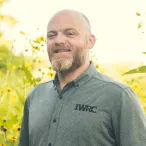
[75,84,79,88]
[47,93,65,146]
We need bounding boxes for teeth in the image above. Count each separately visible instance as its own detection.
[57,50,70,53]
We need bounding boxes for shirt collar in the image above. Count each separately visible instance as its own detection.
[53,61,97,88]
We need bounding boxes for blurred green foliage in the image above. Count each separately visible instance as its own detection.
[0,35,54,145]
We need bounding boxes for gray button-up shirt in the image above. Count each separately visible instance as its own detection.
[19,62,146,146]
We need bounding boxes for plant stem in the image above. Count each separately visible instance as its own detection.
[4,132,8,145]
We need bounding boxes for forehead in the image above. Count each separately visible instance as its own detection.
[47,12,85,32]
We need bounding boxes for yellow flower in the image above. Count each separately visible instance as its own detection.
[34,36,45,43]
[48,71,55,79]
[25,63,32,70]
[11,65,16,70]
[13,124,21,131]
[7,135,18,142]
[132,84,139,91]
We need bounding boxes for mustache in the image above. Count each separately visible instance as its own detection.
[52,44,71,53]
[53,45,61,52]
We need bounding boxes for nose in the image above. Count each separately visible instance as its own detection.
[55,32,66,44]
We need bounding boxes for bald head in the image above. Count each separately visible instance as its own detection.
[46,9,96,73]
[47,9,91,36]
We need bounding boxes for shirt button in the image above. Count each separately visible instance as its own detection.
[59,95,63,99]
[75,84,79,88]
[48,143,51,146]
[53,119,57,123]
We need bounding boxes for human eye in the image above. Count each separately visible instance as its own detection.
[47,32,56,39]
[65,29,76,36]
[66,31,75,35]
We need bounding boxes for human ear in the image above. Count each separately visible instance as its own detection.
[88,34,96,49]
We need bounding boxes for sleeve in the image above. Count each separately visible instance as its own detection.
[112,87,146,146]
[18,98,30,146]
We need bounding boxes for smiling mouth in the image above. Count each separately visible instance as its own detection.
[54,49,71,53]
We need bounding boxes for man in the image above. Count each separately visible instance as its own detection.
[19,9,146,146]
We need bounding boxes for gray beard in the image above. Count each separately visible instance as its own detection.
[49,48,88,74]
[51,57,73,73]
[51,54,85,74]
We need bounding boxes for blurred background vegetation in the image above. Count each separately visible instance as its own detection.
[0,0,146,145]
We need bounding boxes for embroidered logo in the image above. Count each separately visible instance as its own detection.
[74,104,97,113]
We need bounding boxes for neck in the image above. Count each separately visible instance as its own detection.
[58,62,90,89]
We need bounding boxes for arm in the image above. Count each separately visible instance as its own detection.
[112,87,146,146]
[18,98,29,146]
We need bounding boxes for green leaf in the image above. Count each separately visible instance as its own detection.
[142,52,146,54]
[123,65,146,75]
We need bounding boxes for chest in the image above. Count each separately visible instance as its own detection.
[28,85,115,146]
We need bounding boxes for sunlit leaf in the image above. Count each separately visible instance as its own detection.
[123,65,146,75]
[142,52,146,54]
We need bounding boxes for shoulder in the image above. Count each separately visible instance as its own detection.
[90,71,137,105]
[92,71,129,92]
[91,71,144,113]
[34,80,54,92]
[26,80,54,101]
